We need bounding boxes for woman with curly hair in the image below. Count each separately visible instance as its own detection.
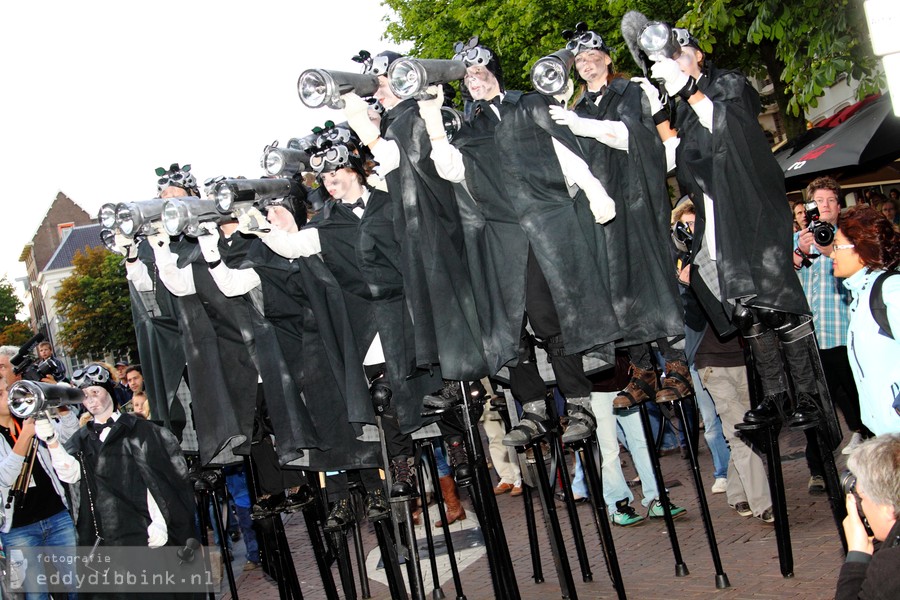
[831,206,900,435]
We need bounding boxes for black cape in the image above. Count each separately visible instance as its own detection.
[493,91,622,357]
[221,234,381,471]
[381,98,490,380]
[573,78,685,346]
[674,65,810,334]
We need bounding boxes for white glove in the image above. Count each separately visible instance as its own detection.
[631,76,664,115]
[197,224,221,262]
[113,233,138,259]
[417,85,446,140]
[342,92,381,146]
[147,520,168,548]
[236,207,269,237]
[582,179,617,224]
[34,418,57,444]
[650,58,690,97]
[147,231,170,249]
[549,105,598,138]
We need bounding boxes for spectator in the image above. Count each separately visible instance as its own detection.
[224,466,259,571]
[113,360,132,406]
[792,200,808,233]
[794,177,869,495]
[0,376,79,599]
[831,206,900,436]
[835,433,900,600]
[36,342,66,383]
[131,391,151,420]
[125,365,144,395]
[38,363,196,549]
[878,197,899,227]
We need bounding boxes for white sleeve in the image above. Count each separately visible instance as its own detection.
[371,138,401,176]
[48,445,81,483]
[588,120,630,151]
[551,138,600,191]
[429,138,467,182]
[691,96,714,132]
[261,228,322,259]
[664,136,681,172]
[208,263,262,297]
[125,259,154,292]
[151,244,197,296]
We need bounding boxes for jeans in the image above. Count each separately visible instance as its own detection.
[1,509,77,600]
[692,365,730,480]
[433,445,452,478]
[233,505,259,564]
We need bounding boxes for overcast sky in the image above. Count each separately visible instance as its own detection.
[0,0,409,295]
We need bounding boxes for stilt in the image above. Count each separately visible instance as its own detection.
[420,438,466,600]
[637,401,689,577]
[675,396,730,589]
[521,483,545,584]
[548,422,592,583]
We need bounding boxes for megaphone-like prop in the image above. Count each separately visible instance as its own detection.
[212,178,292,213]
[387,58,467,100]
[261,144,310,178]
[162,197,230,237]
[7,381,84,420]
[637,21,682,62]
[297,69,379,109]
[530,49,575,96]
[116,199,167,238]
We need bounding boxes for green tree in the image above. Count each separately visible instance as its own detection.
[0,321,34,347]
[0,277,24,331]
[55,246,136,359]
[676,0,882,138]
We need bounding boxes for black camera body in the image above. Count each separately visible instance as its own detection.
[804,201,836,247]
[841,469,875,537]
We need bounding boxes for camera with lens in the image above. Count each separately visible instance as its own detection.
[804,201,836,247]
[841,469,875,537]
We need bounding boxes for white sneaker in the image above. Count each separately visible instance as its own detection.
[711,478,727,494]
[841,432,864,455]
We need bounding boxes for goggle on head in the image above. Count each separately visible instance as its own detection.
[71,364,112,389]
[309,142,353,174]
[452,36,493,67]
[312,121,354,148]
[562,22,610,55]
[155,163,198,194]
[353,49,391,76]
[673,27,701,49]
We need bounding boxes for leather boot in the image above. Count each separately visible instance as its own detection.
[435,476,466,528]
[390,455,416,498]
[614,364,659,408]
[502,400,550,447]
[656,360,693,403]
[743,392,788,424]
[423,380,463,409]
[561,396,596,443]
[445,435,472,486]
[788,392,820,427]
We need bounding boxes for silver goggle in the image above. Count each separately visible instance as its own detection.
[565,30,609,55]
[71,364,112,389]
[368,55,391,76]
[310,145,351,174]
[673,28,699,48]
[316,126,353,148]
[453,39,493,67]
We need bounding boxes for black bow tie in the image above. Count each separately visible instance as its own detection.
[586,86,607,103]
[89,418,115,439]
[343,198,365,211]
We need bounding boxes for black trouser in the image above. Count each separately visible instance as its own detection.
[251,435,305,496]
[624,338,686,370]
[507,247,592,404]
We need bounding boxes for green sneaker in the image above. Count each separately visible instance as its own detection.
[648,499,686,519]
[610,499,645,527]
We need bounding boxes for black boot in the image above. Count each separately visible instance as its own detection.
[743,392,788,424]
[446,435,472,486]
[365,489,390,521]
[325,498,353,532]
[788,392,820,427]
[389,455,416,498]
[423,380,463,409]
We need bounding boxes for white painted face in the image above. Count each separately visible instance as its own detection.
[322,168,362,202]
[82,386,114,417]
[465,65,500,101]
[374,75,401,109]
[574,49,611,89]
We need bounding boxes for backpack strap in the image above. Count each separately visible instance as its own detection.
[869,270,900,340]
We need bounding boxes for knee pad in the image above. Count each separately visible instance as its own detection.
[732,304,756,334]
[370,377,393,414]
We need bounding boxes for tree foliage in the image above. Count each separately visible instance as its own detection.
[0,321,34,347]
[383,0,882,140]
[55,246,136,360]
[0,277,24,332]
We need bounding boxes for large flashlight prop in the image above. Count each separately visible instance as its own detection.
[7,381,85,420]
[530,49,576,97]
[387,58,467,100]
[297,69,380,109]
[116,199,167,238]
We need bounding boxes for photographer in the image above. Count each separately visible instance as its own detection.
[794,177,869,493]
[836,433,900,600]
